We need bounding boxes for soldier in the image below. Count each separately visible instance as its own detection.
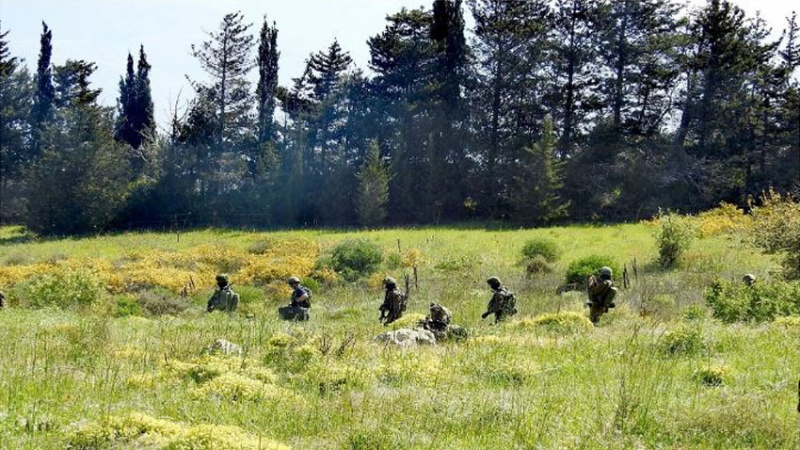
[481,276,517,323]
[586,266,617,325]
[742,273,757,286]
[206,273,240,313]
[379,276,406,326]
[419,302,467,340]
[278,276,311,321]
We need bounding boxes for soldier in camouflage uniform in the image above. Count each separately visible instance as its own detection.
[379,276,406,326]
[482,276,517,323]
[278,276,311,321]
[419,302,467,341]
[586,266,616,325]
[206,274,240,313]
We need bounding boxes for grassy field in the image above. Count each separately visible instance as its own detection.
[0,221,798,449]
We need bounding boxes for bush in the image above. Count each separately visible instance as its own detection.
[748,190,800,279]
[137,288,191,316]
[114,294,144,317]
[328,239,383,282]
[565,255,619,285]
[653,210,695,269]
[695,365,727,386]
[521,238,561,262]
[660,324,706,355]
[525,255,554,275]
[704,279,800,323]
[23,268,105,309]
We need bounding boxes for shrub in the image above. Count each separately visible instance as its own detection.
[23,268,105,309]
[511,311,593,334]
[659,324,706,355]
[748,190,800,279]
[434,254,478,271]
[704,279,800,323]
[137,288,191,316]
[565,255,619,285]
[521,238,560,262]
[525,255,554,275]
[695,365,727,386]
[653,210,695,269]
[328,239,383,281]
[114,294,144,317]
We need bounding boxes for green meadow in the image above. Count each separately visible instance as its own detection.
[0,222,798,449]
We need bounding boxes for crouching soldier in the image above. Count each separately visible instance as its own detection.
[420,302,467,341]
[586,266,617,325]
[278,276,311,321]
[481,276,517,324]
[379,276,407,326]
[207,274,240,313]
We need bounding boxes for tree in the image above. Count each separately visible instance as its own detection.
[26,107,131,235]
[469,0,551,217]
[115,46,155,175]
[256,17,279,146]
[53,59,101,107]
[189,11,255,147]
[31,21,54,153]
[512,115,569,223]
[355,141,391,227]
[0,23,33,221]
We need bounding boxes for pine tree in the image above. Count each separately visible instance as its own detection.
[355,141,391,227]
[133,45,155,145]
[189,11,255,147]
[31,21,54,153]
[256,17,279,145]
[53,59,102,107]
[512,115,569,223]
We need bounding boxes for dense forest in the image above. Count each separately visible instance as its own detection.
[1,0,798,234]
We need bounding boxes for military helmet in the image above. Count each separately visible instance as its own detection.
[216,273,230,284]
[742,273,756,285]
[383,276,397,287]
[287,276,301,285]
[486,276,501,287]
[598,267,613,277]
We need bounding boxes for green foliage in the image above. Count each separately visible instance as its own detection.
[355,141,390,228]
[748,190,800,279]
[704,279,800,323]
[137,288,190,316]
[653,210,695,269]
[114,294,143,317]
[328,239,383,281]
[565,255,619,285]
[520,238,560,262]
[695,365,726,386]
[22,268,104,309]
[525,255,554,275]
[659,324,706,355]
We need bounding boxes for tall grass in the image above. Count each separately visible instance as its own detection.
[0,221,797,449]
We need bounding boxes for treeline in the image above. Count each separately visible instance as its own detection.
[1,0,798,234]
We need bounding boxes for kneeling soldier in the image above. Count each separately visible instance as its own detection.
[279,276,311,321]
[207,274,240,313]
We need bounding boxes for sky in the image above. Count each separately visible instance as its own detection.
[1,0,797,129]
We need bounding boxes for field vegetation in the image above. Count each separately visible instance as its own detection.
[1,202,799,449]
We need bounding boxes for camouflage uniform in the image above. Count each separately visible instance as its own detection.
[587,267,616,325]
[206,274,240,313]
[279,276,310,321]
[419,302,467,340]
[482,276,517,323]
[379,277,406,326]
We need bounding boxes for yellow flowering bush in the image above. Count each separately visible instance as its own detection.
[65,412,290,450]
[189,372,287,402]
[389,313,427,329]
[402,248,425,268]
[509,312,594,335]
[696,202,750,238]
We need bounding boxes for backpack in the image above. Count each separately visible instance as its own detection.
[397,290,407,312]
[301,286,312,300]
[502,291,517,316]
